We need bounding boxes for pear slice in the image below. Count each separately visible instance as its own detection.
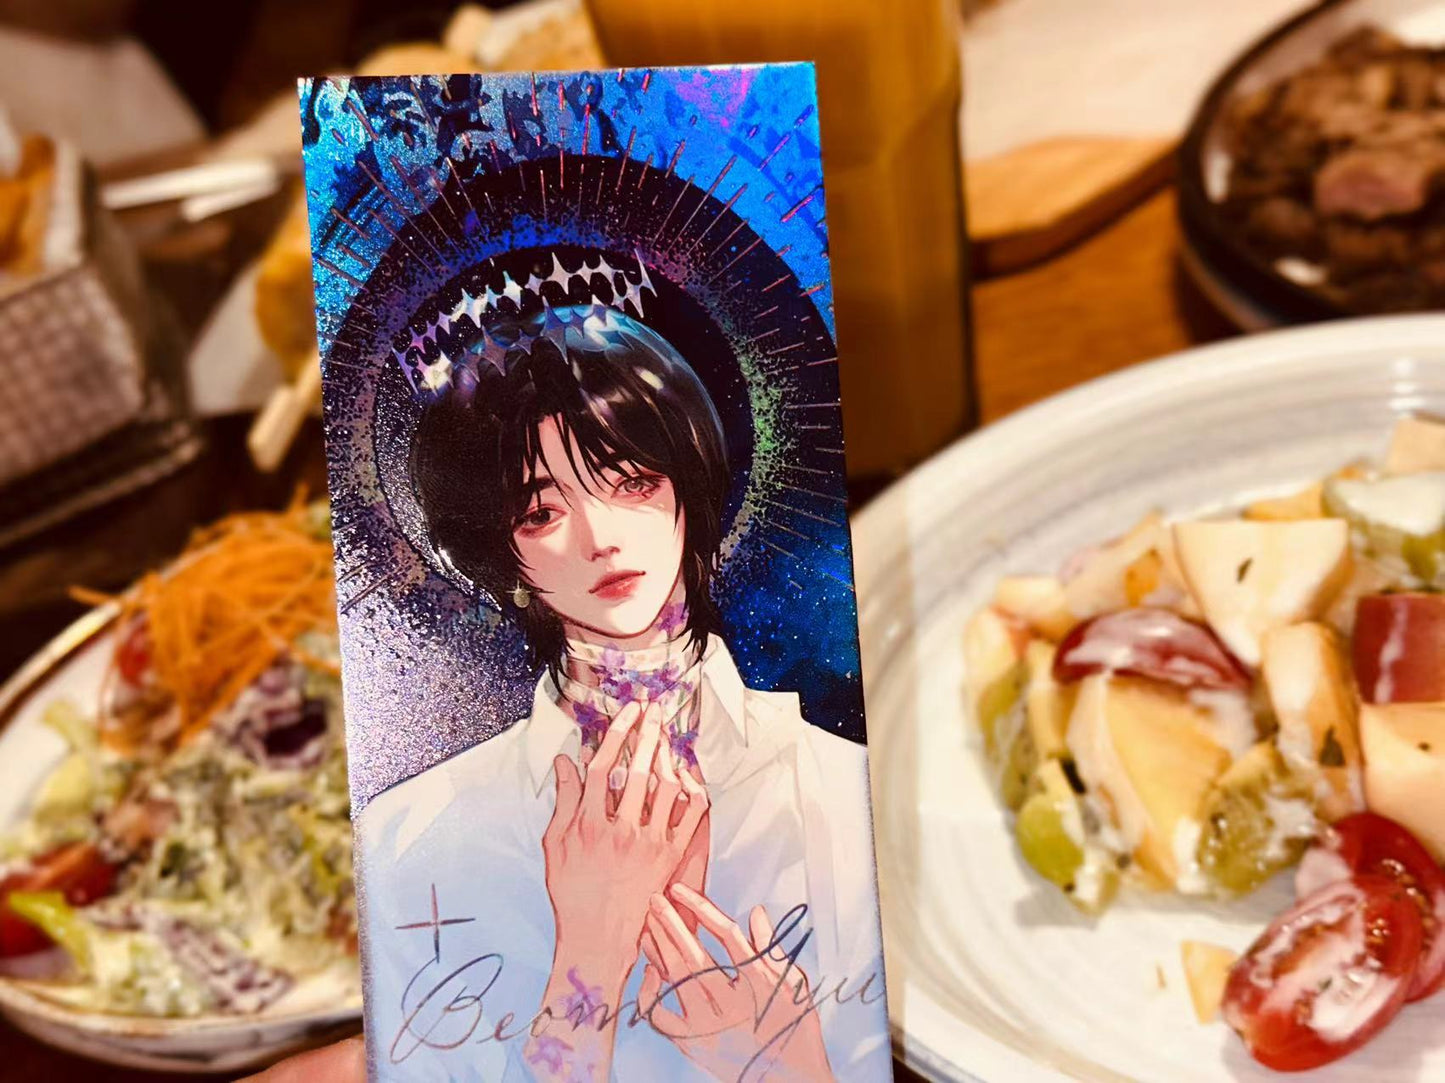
[1359,702,1445,862]
[1385,414,1445,475]
[1181,941,1239,1024]
[1260,622,1364,821]
[1172,520,1352,666]
[1067,676,1231,887]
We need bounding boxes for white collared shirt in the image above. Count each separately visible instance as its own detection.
[355,635,890,1081]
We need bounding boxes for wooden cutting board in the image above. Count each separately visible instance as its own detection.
[962,0,1311,275]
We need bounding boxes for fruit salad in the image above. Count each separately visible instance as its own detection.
[965,414,1445,1070]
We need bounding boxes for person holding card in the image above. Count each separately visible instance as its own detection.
[358,305,888,1081]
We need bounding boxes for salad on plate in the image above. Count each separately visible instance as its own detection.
[966,414,1445,1072]
[0,500,356,1019]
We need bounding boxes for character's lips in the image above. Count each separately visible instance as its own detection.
[589,569,644,600]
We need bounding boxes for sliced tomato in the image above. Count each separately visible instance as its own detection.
[1052,608,1251,691]
[114,619,152,687]
[1296,812,1445,1001]
[0,842,117,958]
[1223,875,1422,1072]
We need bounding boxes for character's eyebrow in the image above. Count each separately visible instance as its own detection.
[518,472,561,507]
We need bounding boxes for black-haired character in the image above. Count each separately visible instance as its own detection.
[359,305,888,1081]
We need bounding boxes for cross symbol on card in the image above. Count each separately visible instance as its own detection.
[395,883,475,962]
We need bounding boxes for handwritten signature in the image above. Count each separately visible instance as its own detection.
[387,903,885,1079]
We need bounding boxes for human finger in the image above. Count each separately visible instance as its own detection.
[670,768,710,845]
[667,883,756,972]
[544,754,582,848]
[644,909,721,1015]
[240,1035,365,1083]
[583,701,644,816]
[646,725,683,829]
[638,961,688,1037]
[617,702,663,823]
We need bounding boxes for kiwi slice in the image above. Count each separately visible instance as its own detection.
[1196,741,1317,896]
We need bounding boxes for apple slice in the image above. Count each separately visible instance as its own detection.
[1172,519,1352,667]
[1324,472,1445,585]
[1067,676,1232,887]
[1260,622,1364,821]
[1359,703,1445,862]
[1244,483,1326,522]
[1024,639,1071,761]
[1182,941,1239,1024]
[993,575,1076,641]
[1385,414,1445,475]
[1354,593,1445,704]
[1063,512,1196,620]
[963,606,1027,706]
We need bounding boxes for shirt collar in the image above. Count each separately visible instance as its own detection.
[523,633,746,795]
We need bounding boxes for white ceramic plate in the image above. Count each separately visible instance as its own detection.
[0,605,362,1073]
[853,315,1445,1083]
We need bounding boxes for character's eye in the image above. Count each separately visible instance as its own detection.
[615,474,662,499]
[515,505,560,532]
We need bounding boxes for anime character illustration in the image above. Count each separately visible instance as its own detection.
[300,66,890,1082]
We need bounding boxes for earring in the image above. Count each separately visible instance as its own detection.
[511,582,531,609]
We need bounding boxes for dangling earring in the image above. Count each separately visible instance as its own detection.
[511,582,531,609]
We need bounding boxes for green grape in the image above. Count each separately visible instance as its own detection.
[976,661,1027,758]
[1324,474,1445,587]
[999,727,1039,812]
[1016,789,1084,889]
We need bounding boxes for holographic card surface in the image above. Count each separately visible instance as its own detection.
[300,65,890,1082]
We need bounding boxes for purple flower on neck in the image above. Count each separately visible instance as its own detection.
[636,663,682,698]
[657,601,689,636]
[669,727,699,767]
[599,646,626,670]
[569,700,609,746]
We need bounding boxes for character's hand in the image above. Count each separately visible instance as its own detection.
[639,885,835,1083]
[542,699,710,987]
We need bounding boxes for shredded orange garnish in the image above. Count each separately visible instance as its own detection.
[88,494,338,751]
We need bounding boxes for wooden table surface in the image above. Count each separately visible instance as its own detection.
[0,185,1240,1081]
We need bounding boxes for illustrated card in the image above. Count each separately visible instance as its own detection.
[299,64,891,1082]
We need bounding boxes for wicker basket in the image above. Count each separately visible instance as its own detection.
[0,140,148,487]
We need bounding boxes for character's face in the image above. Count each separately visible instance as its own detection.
[511,415,685,640]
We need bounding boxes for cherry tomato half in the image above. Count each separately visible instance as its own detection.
[1052,608,1251,691]
[1222,875,1423,1072]
[1296,812,1445,1001]
[0,843,117,958]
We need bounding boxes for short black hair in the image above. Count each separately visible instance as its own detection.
[409,305,729,675]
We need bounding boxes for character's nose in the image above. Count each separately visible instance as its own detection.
[589,542,620,561]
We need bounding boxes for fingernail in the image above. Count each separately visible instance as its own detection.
[668,883,691,900]
[649,893,667,914]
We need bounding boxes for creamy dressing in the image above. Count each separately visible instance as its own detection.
[1172,817,1210,895]
[1250,883,1400,1044]
[1295,847,1353,898]
[1261,793,1319,862]
[1374,602,1409,704]
[1188,688,1258,759]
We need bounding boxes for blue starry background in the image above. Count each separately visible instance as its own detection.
[299,64,868,808]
